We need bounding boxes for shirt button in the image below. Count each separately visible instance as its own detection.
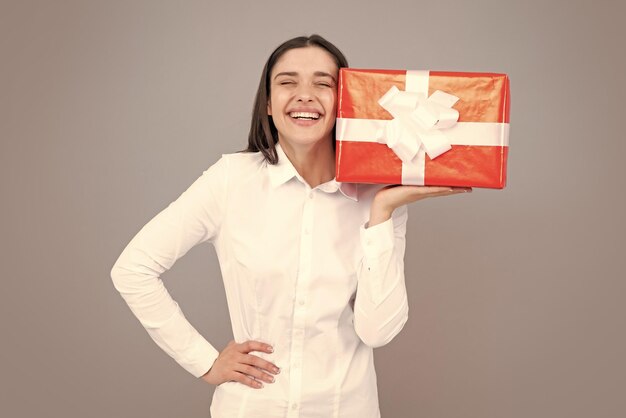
[304,228,310,235]
[293,363,300,369]
[298,299,305,306]
[308,192,314,199]
[291,403,299,410]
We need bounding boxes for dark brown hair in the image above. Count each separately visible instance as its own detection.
[244,34,349,164]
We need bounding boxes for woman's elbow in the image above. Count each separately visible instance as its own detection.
[356,329,393,348]
[110,260,135,294]
[354,307,409,348]
[110,263,125,292]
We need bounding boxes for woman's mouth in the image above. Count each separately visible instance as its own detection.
[288,111,320,121]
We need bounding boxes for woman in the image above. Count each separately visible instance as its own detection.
[111,34,468,417]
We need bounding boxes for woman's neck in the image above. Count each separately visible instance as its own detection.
[278,139,335,188]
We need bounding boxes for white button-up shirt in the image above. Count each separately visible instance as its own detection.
[111,144,409,418]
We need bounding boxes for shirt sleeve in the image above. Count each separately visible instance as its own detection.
[110,156,230,378]
[353,204,409,348]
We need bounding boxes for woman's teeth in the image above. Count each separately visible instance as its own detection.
[289,112,320,120]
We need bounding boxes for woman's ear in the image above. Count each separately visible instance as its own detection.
[267,100,272,116]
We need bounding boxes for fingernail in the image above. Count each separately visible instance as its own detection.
[273,367,280,374]
[256,381,263,388]
[269,376,275,383]
[267,346,274,353]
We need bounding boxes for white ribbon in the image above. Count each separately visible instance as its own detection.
[376,85,460,162]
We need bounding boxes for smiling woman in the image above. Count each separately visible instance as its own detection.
[111,34,469,418]
[266,47,339,186]
[246,35,348,167]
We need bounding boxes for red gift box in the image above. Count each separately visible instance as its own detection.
[335,69,510,188]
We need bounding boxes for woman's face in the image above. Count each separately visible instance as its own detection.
[267,46,338,150]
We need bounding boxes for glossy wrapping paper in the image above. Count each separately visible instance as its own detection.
[335,69,510,188]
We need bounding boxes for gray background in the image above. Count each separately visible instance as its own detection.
[2,0,625,417]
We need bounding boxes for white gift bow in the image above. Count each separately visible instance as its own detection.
[376,85,460,162]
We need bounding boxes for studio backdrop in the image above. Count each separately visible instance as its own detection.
[1,1,624,417]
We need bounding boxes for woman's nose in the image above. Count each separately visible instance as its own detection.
[295,84,314,102]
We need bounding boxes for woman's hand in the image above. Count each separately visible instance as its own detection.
[369,185,472,227]
[200,340,280,389]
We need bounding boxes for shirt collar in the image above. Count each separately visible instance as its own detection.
[267,143,359,202]
[267,143,299,188]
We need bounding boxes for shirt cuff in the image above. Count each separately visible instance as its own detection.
[360,217,395,258]
[189,338,220,378]
[145,305,220,378]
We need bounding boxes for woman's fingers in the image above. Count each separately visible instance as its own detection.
[201,340,280,389]
[243,353,281,374]
[369,185,472,226]
[235,347,280,384]
[236,341,280,377]
[241,353,281,382]
[394,185,471,199]
[230,371,265,388]
[238,340,274,355]
[229,343,278,387]
[377,185,471,208]
[235,363,276,384]
[224,369,264,388]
